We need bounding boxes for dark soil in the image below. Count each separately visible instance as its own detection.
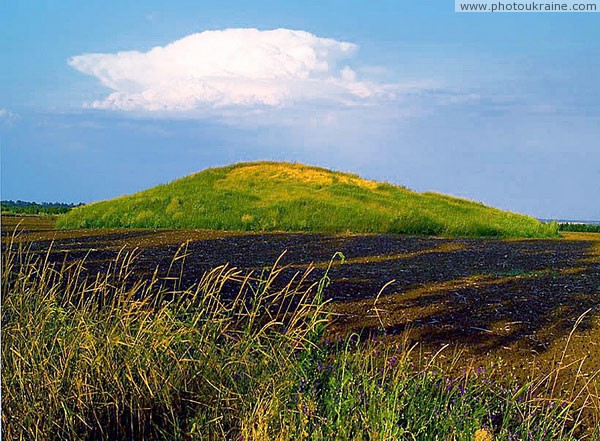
[3,214,600,382]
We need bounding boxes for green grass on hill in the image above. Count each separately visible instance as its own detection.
[57,162,558,238]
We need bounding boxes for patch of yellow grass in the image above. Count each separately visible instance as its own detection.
[474,428,494,441]
[224,163,379,190]
[561,232,600,242]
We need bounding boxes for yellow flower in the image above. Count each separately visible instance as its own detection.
[474,428,494,441]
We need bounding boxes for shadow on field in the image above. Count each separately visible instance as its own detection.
[332,266,600,356]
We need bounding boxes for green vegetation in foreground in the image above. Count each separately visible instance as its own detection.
[559,222,600,233]
[1,200,81,215]
[2,245,595,440]
[57,162,557,238]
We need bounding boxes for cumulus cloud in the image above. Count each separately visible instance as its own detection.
[68,28,399,112]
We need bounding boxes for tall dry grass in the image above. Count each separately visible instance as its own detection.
[2,237,332,439]
[2,236,597,439]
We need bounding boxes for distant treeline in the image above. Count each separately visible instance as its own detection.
[1,200,83,215]
[558,222,600,233]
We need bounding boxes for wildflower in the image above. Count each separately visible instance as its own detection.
[474,428,494,441]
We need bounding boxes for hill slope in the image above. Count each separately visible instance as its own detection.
[57,162,557,237]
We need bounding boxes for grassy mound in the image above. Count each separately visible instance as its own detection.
[57,161,557,237]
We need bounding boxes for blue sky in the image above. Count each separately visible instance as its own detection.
[1,0,599,219]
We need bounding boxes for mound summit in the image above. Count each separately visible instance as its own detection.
[57,162,557,237]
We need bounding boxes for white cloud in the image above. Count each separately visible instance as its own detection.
[68,28,400,113]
